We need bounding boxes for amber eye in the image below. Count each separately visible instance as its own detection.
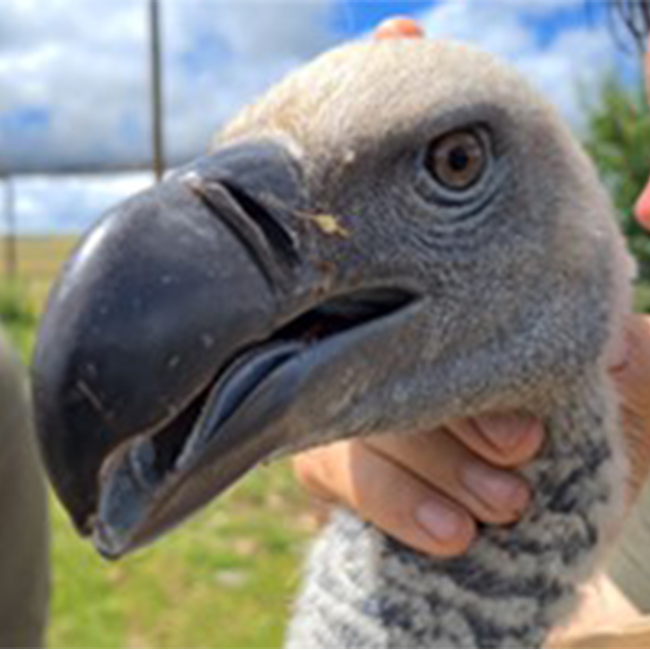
[425,130,487,191]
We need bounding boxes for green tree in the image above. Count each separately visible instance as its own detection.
[582,73,650,311]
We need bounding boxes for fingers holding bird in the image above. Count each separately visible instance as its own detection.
[294,438,477,557]
[293,416,540,557]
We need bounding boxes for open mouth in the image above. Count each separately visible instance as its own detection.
[34,142,430,558]
[94,285,418,532]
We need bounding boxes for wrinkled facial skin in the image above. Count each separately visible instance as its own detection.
[32,39,630,558]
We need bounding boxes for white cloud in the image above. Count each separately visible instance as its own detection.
[475,0,580,13]
[0,0,635,234]
[0,0,339,172]
[11,173,153,233]
[0,0,149,170]
[173,0,335,59]
[416,0,625,126]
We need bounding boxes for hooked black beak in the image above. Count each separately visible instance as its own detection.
[32,140,420,558]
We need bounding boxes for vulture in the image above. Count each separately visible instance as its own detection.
[32,38,635,648]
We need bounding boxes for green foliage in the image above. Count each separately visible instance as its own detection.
[636,282,650,311]
[0,281,36,326]
[582,73,650,311]
[0,282,37,356]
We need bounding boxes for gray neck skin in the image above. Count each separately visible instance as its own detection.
[286,373,621,649]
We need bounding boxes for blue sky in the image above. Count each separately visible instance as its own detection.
[332,0,439,33]
[0,0,638,233]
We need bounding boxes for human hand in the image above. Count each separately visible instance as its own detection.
[293,416,542,556]
[293,314,650,558]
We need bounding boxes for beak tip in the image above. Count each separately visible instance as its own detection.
[92,520,130,560]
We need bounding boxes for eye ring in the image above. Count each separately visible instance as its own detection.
[424,129,487,191]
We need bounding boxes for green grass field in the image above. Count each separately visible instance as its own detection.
[0,236,316,649]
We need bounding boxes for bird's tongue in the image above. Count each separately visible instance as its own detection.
[177,340,305,469]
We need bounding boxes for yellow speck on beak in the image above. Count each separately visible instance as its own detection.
[307,214,351,238]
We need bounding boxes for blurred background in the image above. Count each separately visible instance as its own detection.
[0,0,648,647]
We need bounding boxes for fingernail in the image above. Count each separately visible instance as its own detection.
[462,462,529,510]
[478,414,539,450]
[415,500,465,542]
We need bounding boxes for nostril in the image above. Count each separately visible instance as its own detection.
[220,181,300,270]
[184,175,300,289]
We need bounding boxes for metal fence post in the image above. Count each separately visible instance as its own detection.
[149,0,166,182]
[3,176,17,282]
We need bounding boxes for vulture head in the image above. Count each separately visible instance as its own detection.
[32,39,632,559]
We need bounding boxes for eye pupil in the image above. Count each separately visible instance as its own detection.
[448,146,470,172]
